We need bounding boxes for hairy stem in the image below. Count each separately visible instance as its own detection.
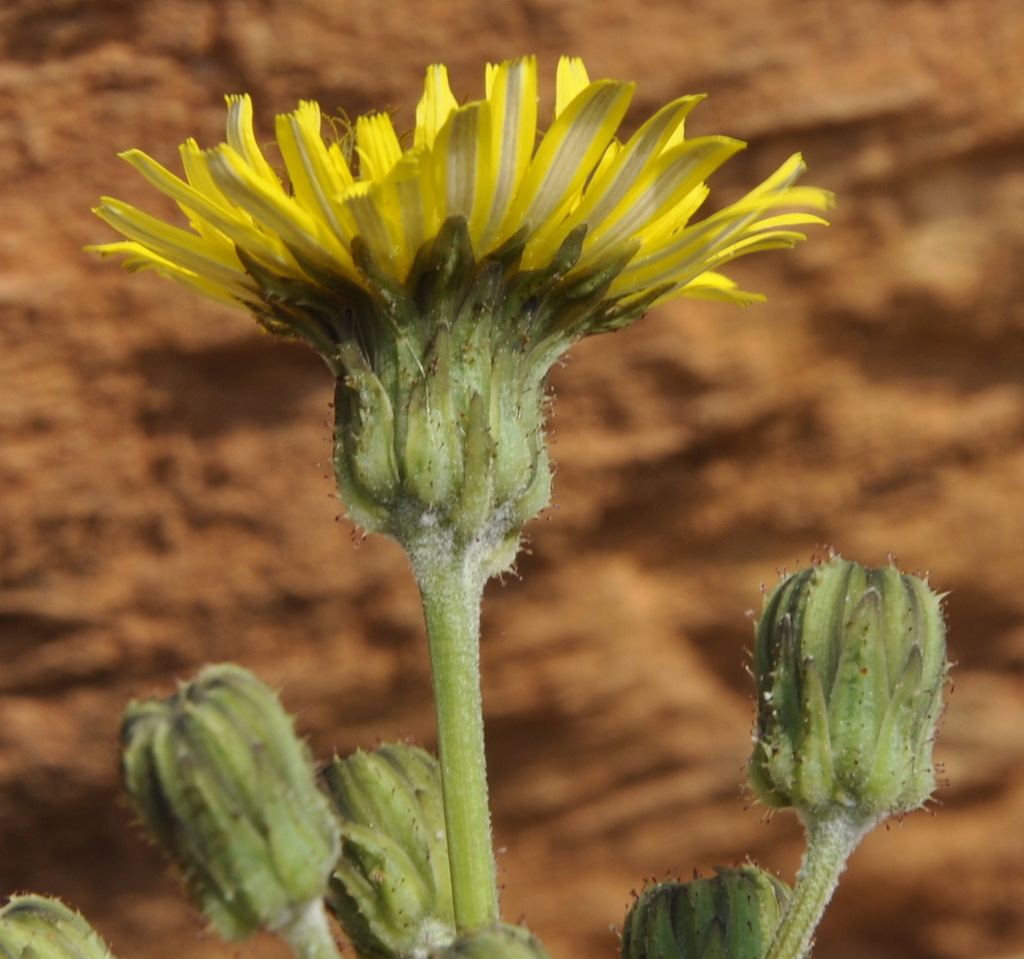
[766,811,873,959]
[409,530,499,930]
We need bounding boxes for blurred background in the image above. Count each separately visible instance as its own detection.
[3,1,1024,957]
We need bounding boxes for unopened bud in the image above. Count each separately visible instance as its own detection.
[120,664,341,941]
[0,896,115,959]
[749,555,949,826]
[436,923,553,959]
[322,743,455,959]
[621,866,790,959]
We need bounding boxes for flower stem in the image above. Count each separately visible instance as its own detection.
[408,530,499,931]
[277,900,342,959]
[765,812,873,959]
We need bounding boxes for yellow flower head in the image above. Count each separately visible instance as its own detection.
[92,56,829,326]
[90,57,832,571]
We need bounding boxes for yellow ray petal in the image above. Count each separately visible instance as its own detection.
[555,56,591,117]
[224,94,282,188]
[559,95,705,239]
[356,112,404,182]
[88,239,251,306]
[92,198,251,292]
[179,138,239,217]
[615,154,834,292]
[477,56,538,251]
[676,269,766,304]
[416,63,459,150]
[584,138,744,255]
[325,139,357,189]
[275,101,360,271]
[429,102,494,247]
[344,182,404,274]
[512,79,635,265]
[205,144,347,272]
[375,149,436,277]
[121,147,292,269]
[613,201,827,298]
[629,184,710,253]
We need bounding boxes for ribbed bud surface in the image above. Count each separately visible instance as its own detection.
[748,555,949,824]
[120,664,341,941]
[621,866,790,959]
[322,744,455,959]
[0,897,116,959]
[434,923,554,959]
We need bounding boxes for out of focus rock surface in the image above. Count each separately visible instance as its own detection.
[3,2,1024,958]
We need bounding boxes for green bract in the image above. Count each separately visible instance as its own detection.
[120,664,341,941]
[0,897,116,959]
[327,217,579,578]
[748,556,948,825]
[621,866,790,959]
[322,744,455,959]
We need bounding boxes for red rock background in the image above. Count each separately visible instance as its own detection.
[3,2,1024,958]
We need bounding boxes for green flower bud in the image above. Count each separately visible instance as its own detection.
[0,897,116,959]
[621,866,790,959]
[748,555,949,826]
[120,664,341,941]
[321,744,455,959]
[436,923,554,959]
